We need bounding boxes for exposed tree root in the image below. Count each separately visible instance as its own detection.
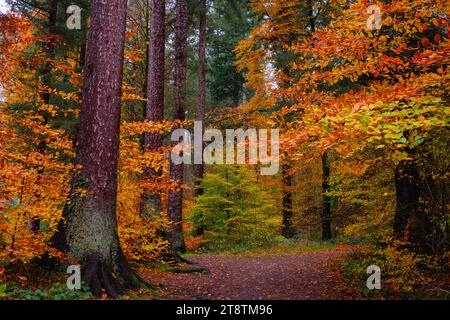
[115,247,141,289]
[173,252,195,264]
[169,253,210,274]
[82,254,122,298]
[81,252,148,299]
[168,264,210,274]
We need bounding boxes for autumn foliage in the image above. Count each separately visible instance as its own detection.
[0,0,449,300]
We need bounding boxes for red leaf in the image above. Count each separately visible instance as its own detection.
[434,34,441,43]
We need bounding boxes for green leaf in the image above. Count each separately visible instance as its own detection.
[414,136,425,144]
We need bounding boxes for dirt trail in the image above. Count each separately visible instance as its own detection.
[141,248,354,300]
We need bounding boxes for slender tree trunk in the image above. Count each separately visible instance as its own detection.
[79,37,87,72]
[51,0,139,298]
[193,0,206,235]
[194,0,206,198]
[321,151,332,241]
[141,0,166,217]
[307,0,333,241]
[78,17,88,73]
[232,80,240,107]
[71,8,88,148]
[281,162,295,238]
[40,0,58,108]
[29,0,59,232]
[141,0,150,122]
[167,0,188,253]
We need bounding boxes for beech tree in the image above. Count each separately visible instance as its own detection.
[51,0,139,297]
[281,162,295,238]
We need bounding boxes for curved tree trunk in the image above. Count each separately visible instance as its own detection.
[167,0,188,253]
[50,0,138,298]
[141,0,166,217]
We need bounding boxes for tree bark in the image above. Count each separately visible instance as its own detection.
[193,0,206,236]
[167,0,188,253]
[50,0,138,298]
[141,0,166,217]
[307,0,333,241]
[193,0,206,198]
[281,162,295,238]
[321,151,332,241]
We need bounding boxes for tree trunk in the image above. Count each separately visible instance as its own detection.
[167,0,188,253]
[29,0,60,232]
[281,162,295,238]
[41,0,59,104]
[141,0,166,217]
[321,151,332,241]
[193,0,206,198]
[307,0,332,241]
[193,0,206,236]
[51,0,138,298]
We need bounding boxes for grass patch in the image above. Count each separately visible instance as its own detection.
[187,237,337,256]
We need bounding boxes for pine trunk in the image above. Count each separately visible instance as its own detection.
[141,0,166,217]
[193,0,207,236]
[167,0,188,253]
[193,0,206,199]
[51,0,138,298]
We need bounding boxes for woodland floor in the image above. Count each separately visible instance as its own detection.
[140,246,356,300]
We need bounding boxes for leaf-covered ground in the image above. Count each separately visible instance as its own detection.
[141,247,355,300]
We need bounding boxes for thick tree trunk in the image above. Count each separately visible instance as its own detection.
[51,0,138,298]
[141,0,166,217]
[167,0,188,253]
[281,162,295,238]
[29,0,59,232]
[321,151,332,241]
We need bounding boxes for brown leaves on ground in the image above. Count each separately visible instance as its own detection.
[141,247,356,300]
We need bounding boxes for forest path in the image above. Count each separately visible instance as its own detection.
[140,247,355,300]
